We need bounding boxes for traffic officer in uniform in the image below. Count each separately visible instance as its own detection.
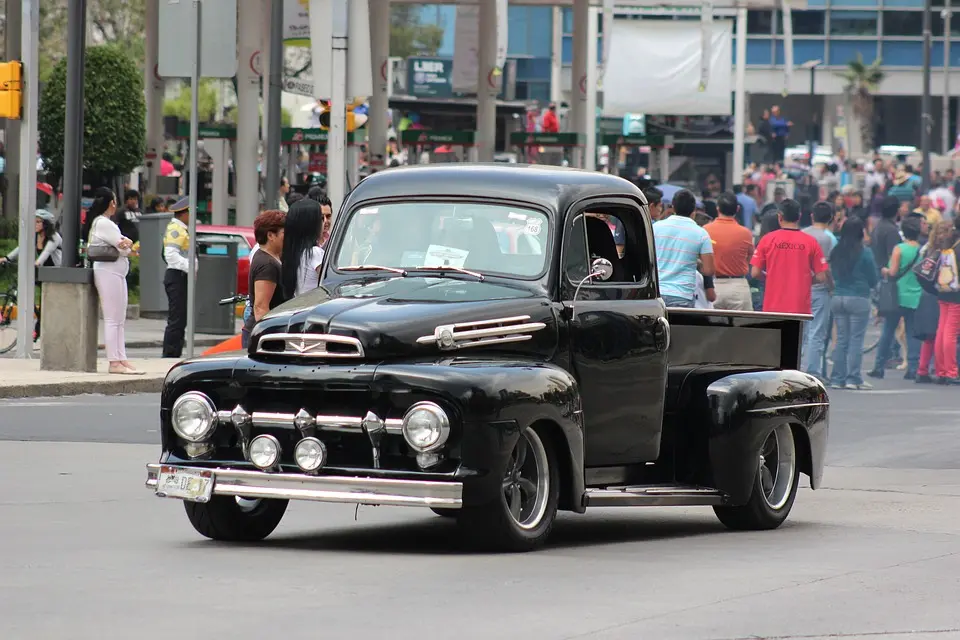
[162,196,194,358]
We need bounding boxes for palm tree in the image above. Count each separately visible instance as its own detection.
[839,54,885,152]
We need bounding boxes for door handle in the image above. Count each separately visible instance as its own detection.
[654,316,671,352]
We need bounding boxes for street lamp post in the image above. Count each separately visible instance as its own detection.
[943,0,953,155]
[922,0,933,191]
[802,59,823,168]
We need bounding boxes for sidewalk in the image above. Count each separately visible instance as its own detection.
[99,317,240,350]
[0,358,179,399]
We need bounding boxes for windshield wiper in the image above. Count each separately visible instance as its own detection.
[407,265,484,281]
[340,265,408,275]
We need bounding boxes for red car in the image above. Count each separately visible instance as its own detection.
[196,225,256,296]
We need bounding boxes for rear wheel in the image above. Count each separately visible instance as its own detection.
[0,294,19,355]
[714,423,799,531]
[457,425,559,552]
[183,495,288,542]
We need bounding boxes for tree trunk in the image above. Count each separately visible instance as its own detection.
[855,91,875,153]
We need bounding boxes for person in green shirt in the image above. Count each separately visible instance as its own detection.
[868,216,923,380]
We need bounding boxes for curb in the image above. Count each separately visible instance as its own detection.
[101,337,224,350]
[0,376,166,399]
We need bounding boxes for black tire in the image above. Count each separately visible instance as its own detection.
[714,424,800,531]
[457,425,560,552]
[183,496,288,542]
[430,507,459,518]
[0,294,19,355]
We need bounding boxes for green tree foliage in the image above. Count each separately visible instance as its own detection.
[163,80,222,123]
[37,44,146,180]
[390,5,445,59]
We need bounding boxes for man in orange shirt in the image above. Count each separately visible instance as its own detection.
[704,192,755,310]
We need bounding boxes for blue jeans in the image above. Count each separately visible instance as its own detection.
[241,302,253,348]
[830,295,872,386]
[802,288,832,378]
[662,294,694,308]
[872,307,920,375]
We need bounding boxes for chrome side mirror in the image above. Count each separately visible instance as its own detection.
[590,257,613,282]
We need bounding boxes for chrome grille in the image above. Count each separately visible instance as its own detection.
[256,333,364,358]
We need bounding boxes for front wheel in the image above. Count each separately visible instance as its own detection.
[457,425,560,552]
[0,294,18,355]
[183,495,288,542]
[714,423,799,531]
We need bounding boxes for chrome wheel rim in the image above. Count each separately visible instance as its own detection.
[235,497,261,512]
[759,424,796,511]
[502,428,549,530]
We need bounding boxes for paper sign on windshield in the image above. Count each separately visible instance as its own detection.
[423,245,470,268]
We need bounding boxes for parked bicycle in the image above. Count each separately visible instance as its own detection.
[0,262,42,355]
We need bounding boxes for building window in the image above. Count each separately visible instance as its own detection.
[933,12,960,36]
[882,10,923,36]
[748,10,773,35]
[778,10,825,35]
[830,10,879,36]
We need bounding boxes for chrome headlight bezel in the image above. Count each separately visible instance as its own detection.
[171,391,218,443]
[249,434,282,470]
[294,437,328,472]
[401,401,451,453]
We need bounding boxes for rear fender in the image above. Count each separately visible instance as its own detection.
[705,369,829,504]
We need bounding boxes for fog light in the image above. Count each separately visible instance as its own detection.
[171,391,217,442]
[416,452,443,469]
[294,437,327,472]
[184,442,213,459]
[249,435,281,470]
[402,402,450,453]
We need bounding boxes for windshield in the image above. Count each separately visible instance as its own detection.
[334,202,550,278]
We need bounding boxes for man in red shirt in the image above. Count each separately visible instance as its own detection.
[750,199,828,314]
[541,104,559,133]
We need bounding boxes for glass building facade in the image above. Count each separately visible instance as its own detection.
[741,2,960,68]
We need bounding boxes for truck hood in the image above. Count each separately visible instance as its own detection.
[251,276,559,361]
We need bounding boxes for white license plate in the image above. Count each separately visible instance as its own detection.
[156,466,214,502]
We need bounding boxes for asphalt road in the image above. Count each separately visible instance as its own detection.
[2,377,959,640]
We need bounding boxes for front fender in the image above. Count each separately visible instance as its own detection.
[706,369,829,504]
[374,358,585,512]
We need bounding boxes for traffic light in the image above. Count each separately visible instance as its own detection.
[0,61,22,120]
[317,98,368,132]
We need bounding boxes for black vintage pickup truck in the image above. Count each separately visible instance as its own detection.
[147,164,829,551]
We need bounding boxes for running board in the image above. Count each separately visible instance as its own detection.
[583,485,726,508]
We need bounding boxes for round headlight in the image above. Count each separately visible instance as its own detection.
[401,402,450,453]
[171,392,217,442]
[294,437,328,472]
[249,435,281,470]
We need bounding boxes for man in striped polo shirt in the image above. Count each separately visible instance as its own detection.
[653,189,715,308]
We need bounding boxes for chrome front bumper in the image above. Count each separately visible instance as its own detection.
[145,463,463,509]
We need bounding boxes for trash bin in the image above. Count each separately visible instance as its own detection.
[194,235,239,335]
[138,212,173,317]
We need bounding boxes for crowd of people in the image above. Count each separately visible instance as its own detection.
[651,155,960,389]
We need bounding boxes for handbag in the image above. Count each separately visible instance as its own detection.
[87,243,120,262]
[87,217,120,262]
[877,249,920,316]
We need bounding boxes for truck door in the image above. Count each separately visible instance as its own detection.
[561,200,669,467]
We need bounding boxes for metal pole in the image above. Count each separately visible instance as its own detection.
[61,0,86,269]
[4,0,21,221]
[922,0,933,192]
[15,0,39,359]
[944,1,952,155]
[327,0,348,213]
[808,66,816,166]
[145,0,163,197]
[264,0,283,210]
[186,0,202,359]
[732,7,747,186]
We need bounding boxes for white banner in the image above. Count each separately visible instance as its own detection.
[495,0,508,70]
[604,19,733,116]
[285,0,311,45]
[451,5,480,93]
